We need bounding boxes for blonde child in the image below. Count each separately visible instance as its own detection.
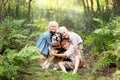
[37,21,59,67]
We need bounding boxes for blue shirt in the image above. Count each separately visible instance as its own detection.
[36,30,54,55]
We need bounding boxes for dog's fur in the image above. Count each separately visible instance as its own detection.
[42,32,65,69]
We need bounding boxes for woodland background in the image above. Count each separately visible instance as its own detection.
[0,0,120,80]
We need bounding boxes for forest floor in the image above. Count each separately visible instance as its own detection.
[18,53,118,80]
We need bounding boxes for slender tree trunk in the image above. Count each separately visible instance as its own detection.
[82,0,87,10]
[86,0,90,11]
[0,0,8,19]
[106,0,109,10]
[96,0,101,11]
[28,0,32,22]
[15,0,19,18]
[90,0,94,12]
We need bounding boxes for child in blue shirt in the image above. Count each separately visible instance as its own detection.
[37,21,59,67]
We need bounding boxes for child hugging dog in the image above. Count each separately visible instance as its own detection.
[52,26,84,74]
[42,32,65,69]
[52,39,83,74]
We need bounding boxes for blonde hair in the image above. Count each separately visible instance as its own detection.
[48,21,58,28]
[57,26,68,34]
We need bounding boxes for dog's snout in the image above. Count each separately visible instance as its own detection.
[56,37,58,41]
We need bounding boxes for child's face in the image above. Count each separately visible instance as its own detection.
[62,41,70,50]
[50,25,57,32]
[62,31,69,38]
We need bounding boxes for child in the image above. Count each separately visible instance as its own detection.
[36,21,59,67]
[52,39,83,74]
[57,26,84,63]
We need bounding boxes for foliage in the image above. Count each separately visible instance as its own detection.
[4,0,28,19]
[112,70,120,80]
[32,0,84,32]
[92,51,113,73]
[0,17,29,53]
[0,16,41,79]
[33,18,48,32]
[0,0,120,79]
[0,16,40,53]
[85,17,120,72]
[0,46,40,80]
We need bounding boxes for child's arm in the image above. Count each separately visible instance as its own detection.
[73,48,80,74]
[52,53,67,58]
[73,55,80,74]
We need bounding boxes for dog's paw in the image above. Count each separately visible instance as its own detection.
[42,66,47,69]
[42,64,49,69]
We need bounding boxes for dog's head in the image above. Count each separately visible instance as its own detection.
[51,32,62,44]
[51,32,66,53]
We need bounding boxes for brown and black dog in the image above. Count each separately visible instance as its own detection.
[42,32,65,69]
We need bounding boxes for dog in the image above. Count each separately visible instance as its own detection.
[42,32,65,69]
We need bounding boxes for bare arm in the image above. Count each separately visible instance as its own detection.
[52,53,67,58]
[73,48,80,74]
[73,55,80,74]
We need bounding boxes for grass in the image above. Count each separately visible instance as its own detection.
[18,60,94,80]
[18,56,117,80]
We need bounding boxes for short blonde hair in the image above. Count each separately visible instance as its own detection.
[48,21,58,28]
[57,26,68,34]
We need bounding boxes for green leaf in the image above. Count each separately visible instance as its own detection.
[0,66,4,76]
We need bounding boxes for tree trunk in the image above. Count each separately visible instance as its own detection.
[27,0,32,22]
[15,0,19,18]
[0,0,8,20]
[86,0,90,11]
[112,0,120,15]
[112,0,120,7]
[82,0,87,11]
[96,0,101,11]
[90,0,94,12]
[106,0,109,10]
[112,0,120,9]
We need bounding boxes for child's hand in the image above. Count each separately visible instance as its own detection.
[72,70,77,74]
[51,52,54,56]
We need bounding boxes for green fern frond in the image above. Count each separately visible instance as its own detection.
[93,18,104,26]
[92,51,113,73]
[13,19,25,27]
[19,46,39,58]
[3,62,19,79]
[0,66,4,76]
[93,28,111,35]
[112,42,120,65]
[12,34,27,39]
[0,55,3,65]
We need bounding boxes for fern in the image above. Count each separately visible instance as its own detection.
[85,17,120,73]
[3,62,19,79]
[112,42,120,67]
[0,66,4,76]
[0,46,40,79]
[92,51,113,73]
[0,17,30,53]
